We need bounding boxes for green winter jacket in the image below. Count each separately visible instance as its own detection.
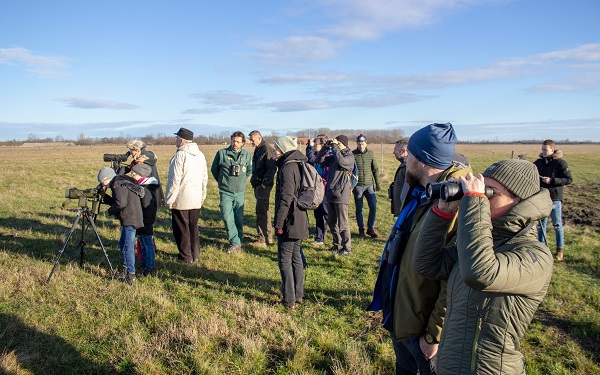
[210,146,252,194]
[352,148,380,188]
[413,189,553,374]
[392,165,472,343]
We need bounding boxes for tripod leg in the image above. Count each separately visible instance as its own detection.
[84,210,116,278]
[46,209,83,283]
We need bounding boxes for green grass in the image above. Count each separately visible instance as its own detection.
[0,143,599,374]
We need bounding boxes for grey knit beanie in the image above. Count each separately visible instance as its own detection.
[97,166,116,183]
[482,159,540,199]
[274,136,298,153]
[131,163,152,177]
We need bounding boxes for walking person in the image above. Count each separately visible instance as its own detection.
[273,136,309,309]
[130,163,160,276]
[165,128,208,263]
[211,131,252,253]
[97,166,144,285]
[248,130,277,247]
[413,159,554,374]
[534,139,573,261]
[352,134,381,238]
[306,135,329,247]
[317,135,355,256]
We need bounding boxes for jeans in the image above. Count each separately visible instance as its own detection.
[353,185,377,231]
[394,338,437,375]
[118,225,136,274]
[538,200,564,249]
[138,234,156,270]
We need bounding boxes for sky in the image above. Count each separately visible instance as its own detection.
[1,0,599,142]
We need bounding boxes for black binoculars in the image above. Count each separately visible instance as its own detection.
[426,181,493,202]
[230,164,241,177]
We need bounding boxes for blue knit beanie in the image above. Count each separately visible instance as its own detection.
[407,123,457,169]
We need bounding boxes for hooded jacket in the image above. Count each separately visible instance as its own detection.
[413,189,553,374]
[136,176,160,235]
[533,149,572,201]
[103,175,145,229]
[166,142,208,210]
[317,144,355,204]
[274,150,309,240]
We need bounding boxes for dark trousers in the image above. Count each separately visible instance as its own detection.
[313,197,329,242]
[277,238,304,304]
[353,184,377,231]
[327,202,351,251]
[254,184,273,244]
[394,338,437,375]
[172,208,200,262]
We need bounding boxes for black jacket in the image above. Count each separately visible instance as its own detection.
[534,150,573,201]
[137,180,160,235]
[120,149,165,207]
[274,150,309,240]
[103,175,145,229]
[250,139,277,188]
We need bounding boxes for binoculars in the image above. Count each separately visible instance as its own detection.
[426,181,493,202]
[230,164,241,177]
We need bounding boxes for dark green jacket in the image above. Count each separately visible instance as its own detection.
[352,148,380,188]
[413,189,553,374]
[392,165,472,343]
[210,146,252,194]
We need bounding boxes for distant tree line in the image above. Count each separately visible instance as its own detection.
[0,129,596,147]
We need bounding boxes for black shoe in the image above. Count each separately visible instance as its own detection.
[121,273,135,285]
[338,249,351,256]
[142,268,155,277]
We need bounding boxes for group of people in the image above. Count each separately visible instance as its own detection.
[94,123,572,373]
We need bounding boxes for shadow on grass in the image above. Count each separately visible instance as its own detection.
[535,309,600,366]
[0,312,118,375]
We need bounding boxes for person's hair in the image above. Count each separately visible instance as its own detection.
[127,139,146,151]
[395,139,407,146]
[542,139,555,148]
[231,131,246,143]
[249,130,262,137]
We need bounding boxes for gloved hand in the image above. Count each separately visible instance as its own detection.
[276,228,284,236]
[375,185,381,192]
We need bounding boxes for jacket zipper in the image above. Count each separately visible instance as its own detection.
[471,316,482,371]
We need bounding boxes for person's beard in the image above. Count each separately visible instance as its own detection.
[405,169,423,188]
[395,155,405,162]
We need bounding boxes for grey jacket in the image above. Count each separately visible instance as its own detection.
[317,144,355,204]
[413,189,554,374]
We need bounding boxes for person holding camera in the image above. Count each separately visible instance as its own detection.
[248,130,277,247]
[211,131,252,254]
[97,166,145,285]
[166,128,208,264]
[316,134,355,256]
[130,163,160,277]
[412,159,554,374]
[352,134,381,238]
[273,136,309,309]
[368,123,471,375]
[306,135,329,246]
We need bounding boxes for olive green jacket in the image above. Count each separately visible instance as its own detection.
[413,189,553,374]
[352,148,380,188]
[392,165,472,343]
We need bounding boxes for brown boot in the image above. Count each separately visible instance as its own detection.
[555,248,564,261]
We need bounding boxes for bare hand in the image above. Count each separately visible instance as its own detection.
[541,176,551,184]
[458,172,486,195]
[419,336,438,359]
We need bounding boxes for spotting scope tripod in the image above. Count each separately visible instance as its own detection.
[46,193,115,283]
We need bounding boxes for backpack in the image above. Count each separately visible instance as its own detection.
[285,160,324,210]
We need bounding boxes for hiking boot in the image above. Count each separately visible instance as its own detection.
[121,273,135,285]
[295,297,303,304]
[367,229,379,238]
[226,245,242,254]
[555,248,564,261]
[142,268,155,277]
[338,249,351,256]
[329,246,338,253]
[358,229,366,237]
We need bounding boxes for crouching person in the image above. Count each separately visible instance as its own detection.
[97,166,145,285]
[273,136,309,310]
[413,159,554,374]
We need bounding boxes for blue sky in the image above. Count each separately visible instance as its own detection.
[1,0,599,142]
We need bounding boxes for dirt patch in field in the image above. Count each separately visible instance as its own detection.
[562,182,600,232]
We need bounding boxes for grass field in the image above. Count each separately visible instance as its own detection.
[0,143,599,374]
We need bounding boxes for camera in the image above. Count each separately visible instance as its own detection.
[426,181,493,202]
[230,164,241,177]
[64,185,102,214]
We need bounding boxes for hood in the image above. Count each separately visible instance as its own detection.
[491,188,552,236]
[178,142,201,156]
[275,149,307,167]
[114,175,146,199]
[538,149,564,160]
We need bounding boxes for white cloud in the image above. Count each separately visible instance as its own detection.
[191,90,260,106]
[0,47,68,77]
[56,97,139,110]
[250,36,343,63]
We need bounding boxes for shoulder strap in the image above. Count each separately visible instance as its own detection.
[498,220,536,247]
